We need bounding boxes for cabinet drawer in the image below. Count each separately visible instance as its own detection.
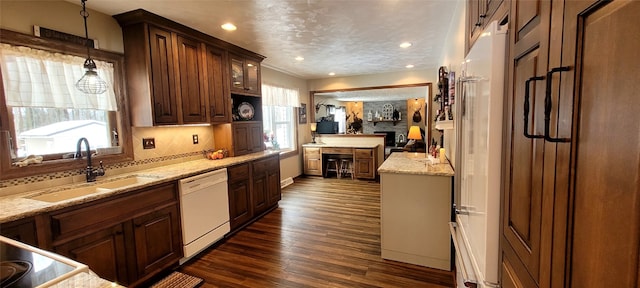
[50,182,177,243]
[253,158,268,175]
[355,148,373,159]
[228,163,250,181]
[322,147,353,155]
[304,147,320,157]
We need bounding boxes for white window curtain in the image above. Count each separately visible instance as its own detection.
[261,83,300,107]
[0,43,118,111]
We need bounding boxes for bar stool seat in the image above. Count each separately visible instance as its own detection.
[325,158,340,178]
[339,158,354,180]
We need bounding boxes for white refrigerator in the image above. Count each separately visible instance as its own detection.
[450,21,506,288]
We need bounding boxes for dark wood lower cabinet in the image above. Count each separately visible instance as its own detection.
[0,217,37,246]
[133,205,182,280]
[47,182,182,287]
[228,163,253,231]
[228,154,281,234]
[54,223,129,284]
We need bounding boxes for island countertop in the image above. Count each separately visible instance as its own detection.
[377,152,454,176]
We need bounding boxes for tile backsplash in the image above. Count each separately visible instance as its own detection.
[0,126,215,196]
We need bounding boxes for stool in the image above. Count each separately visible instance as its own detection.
[325,158,340,178]
[339,158,354,180]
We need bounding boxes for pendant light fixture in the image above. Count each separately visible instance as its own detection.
[75,0,107,94]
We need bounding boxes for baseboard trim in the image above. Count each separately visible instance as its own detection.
[281,177,294,188]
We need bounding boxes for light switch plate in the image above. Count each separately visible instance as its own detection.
[142,138,155,149]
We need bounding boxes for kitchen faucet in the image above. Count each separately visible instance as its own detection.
[76,137,105,182]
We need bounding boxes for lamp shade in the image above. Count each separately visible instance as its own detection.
[407,126,422,141]
[310,123,317,132]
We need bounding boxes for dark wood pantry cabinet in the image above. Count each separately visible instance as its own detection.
[500,0,640,287]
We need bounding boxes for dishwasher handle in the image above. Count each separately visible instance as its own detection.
[179,168,228,195]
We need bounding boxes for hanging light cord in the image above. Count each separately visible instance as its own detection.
[80,0,96,70]
[75,0,106,94]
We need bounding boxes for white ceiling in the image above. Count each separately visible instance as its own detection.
[77,0,461,80]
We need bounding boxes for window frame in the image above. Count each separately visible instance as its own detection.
[262,105,298,159]
[0,29,133,180]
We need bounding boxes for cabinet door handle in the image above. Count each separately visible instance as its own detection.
[544,66,572,143]
[524,76,545,139]
[210,105,215,117]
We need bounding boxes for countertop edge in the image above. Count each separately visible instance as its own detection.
[0,151,279,223]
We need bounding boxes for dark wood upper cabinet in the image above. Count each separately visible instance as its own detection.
[114,9,264,126]
[148,26,179,125]
[176,35,207,123]
[205,45,231,123]
[466,0,506,52]
[229,53,262,96]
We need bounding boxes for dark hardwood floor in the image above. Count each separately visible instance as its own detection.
[179,176,455,287]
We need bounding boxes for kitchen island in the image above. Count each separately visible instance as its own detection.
[377,152,454,271]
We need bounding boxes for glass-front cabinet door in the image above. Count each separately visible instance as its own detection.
[229,53,261,96]
[245,58,260,95]
[230,57,245,92]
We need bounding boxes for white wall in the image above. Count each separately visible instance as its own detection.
[261,67,309,181]
[0,1,124,53]
[439,0,466,168]
[308,69,436,91]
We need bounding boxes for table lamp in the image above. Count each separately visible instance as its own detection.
[310,123,317,143]
[407,125,422,152]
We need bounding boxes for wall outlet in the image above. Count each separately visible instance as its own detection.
[142,138,155,149]
[192,134,199,144]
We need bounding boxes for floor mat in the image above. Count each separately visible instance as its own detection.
[150,271,203,288]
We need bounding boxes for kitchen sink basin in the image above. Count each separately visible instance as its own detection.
[28,186,110,203]
[97,175,157,189]
[27,175,159,203]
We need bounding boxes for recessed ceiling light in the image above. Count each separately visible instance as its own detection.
[400,42,412,48]
[295,56,304,61]
[406,64,415,68]
[221,23,237,31]
[328,72,335,76]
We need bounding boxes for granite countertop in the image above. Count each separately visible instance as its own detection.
[302,143,379,149]
[0,150,279,223]
[50,272,124,288]
[377,152,455,176]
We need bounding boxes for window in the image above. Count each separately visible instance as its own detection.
[0,29,132,180]
[261,84,299,155]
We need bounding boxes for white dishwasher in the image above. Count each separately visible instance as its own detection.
[179,168,230,264]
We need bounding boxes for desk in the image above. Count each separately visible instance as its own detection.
[302,144,378,179]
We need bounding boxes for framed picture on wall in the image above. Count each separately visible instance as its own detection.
[298,103,307,124]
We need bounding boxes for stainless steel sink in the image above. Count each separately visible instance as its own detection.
[27,175,158,203]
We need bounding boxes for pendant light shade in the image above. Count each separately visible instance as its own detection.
[76,58,107,94]
[76,0,107,94]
